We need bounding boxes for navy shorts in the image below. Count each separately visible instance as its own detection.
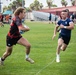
[58,34,71,45]
[6,36,22,47]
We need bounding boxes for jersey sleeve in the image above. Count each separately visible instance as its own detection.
[71,15,74,19]
[69,19,73,23]
[15,18,22,27]
[57,20,61,26]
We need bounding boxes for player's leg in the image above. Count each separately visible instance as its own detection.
[57,38,63,54]
[61,43,67,51]
[56,38,63,62]
[61,36,70,51]
[0,22,2,26]
[17,37,34,64]
[0,46,13,65]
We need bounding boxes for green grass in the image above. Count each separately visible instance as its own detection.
[0,21,76,75]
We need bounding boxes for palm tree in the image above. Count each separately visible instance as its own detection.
[16,0,22,7]
[26,7,31,12]
[61,0,68,7]
[46,0,52,9]
[8,1,16,12]
[64,1,68,7]
[11,4,16,12]
[30,3,35,10]
[34,0,40,10]
[71,0,75,6]
[17,0,25,7]
[8,0,25,12]
[52,4,57,7]
[40,3,43,10]
[29,0,43,11]
[7,6,11,10]
[71,0,76,6]
[3,6,8,12]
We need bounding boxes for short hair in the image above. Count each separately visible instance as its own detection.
[62,10,68,12]
[65,9,69,13]
[14,7,25,16]
[62,9,70,17]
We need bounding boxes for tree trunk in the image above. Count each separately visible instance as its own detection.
[75,0,76,5]
[49,6,50,9]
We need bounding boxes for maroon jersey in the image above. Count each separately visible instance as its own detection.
[0,15,2,21]
[7,16,22,38]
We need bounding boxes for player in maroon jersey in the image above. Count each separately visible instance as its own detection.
[0,7,34,65]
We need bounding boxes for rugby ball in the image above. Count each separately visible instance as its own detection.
[24,25,29,28]
[19,25,29,34]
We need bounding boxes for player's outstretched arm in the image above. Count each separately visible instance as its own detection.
[52,25,59,40]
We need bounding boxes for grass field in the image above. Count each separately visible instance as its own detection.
[0,21,76,75]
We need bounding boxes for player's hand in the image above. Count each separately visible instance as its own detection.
[52,34,56,40]
[24,25,30,31]
[60,24,64,28]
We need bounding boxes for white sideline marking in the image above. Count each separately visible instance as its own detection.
[35,58,55,75]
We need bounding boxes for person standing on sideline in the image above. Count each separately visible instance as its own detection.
[0,7,34,65]
[52,10,74,63]
[0,13,4,27]
[49,13,52,24]
[70,11,76,24]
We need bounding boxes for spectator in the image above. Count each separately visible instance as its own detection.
[70,11,76,24]
[0,13,4,27]
[49,13,52,24]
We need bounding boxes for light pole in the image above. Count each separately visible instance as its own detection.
[22,0,24,7]
[22,0,25,7]
[0,0,2,13]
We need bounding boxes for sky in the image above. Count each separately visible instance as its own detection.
[1,0,72,8]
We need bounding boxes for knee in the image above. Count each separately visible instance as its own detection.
[61,47,66,51]
[58,44,62,48]
[62,49,66,51]
[26,44,31,48]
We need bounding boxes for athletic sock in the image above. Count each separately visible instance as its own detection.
[56,54,60,57]
[26,54,29,59]
[1,58,5,61]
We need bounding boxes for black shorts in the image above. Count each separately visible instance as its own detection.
[49,18,51,21]
[58,34,71,45]
[6,36,22,47]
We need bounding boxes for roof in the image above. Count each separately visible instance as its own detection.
[39,6,76,13]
